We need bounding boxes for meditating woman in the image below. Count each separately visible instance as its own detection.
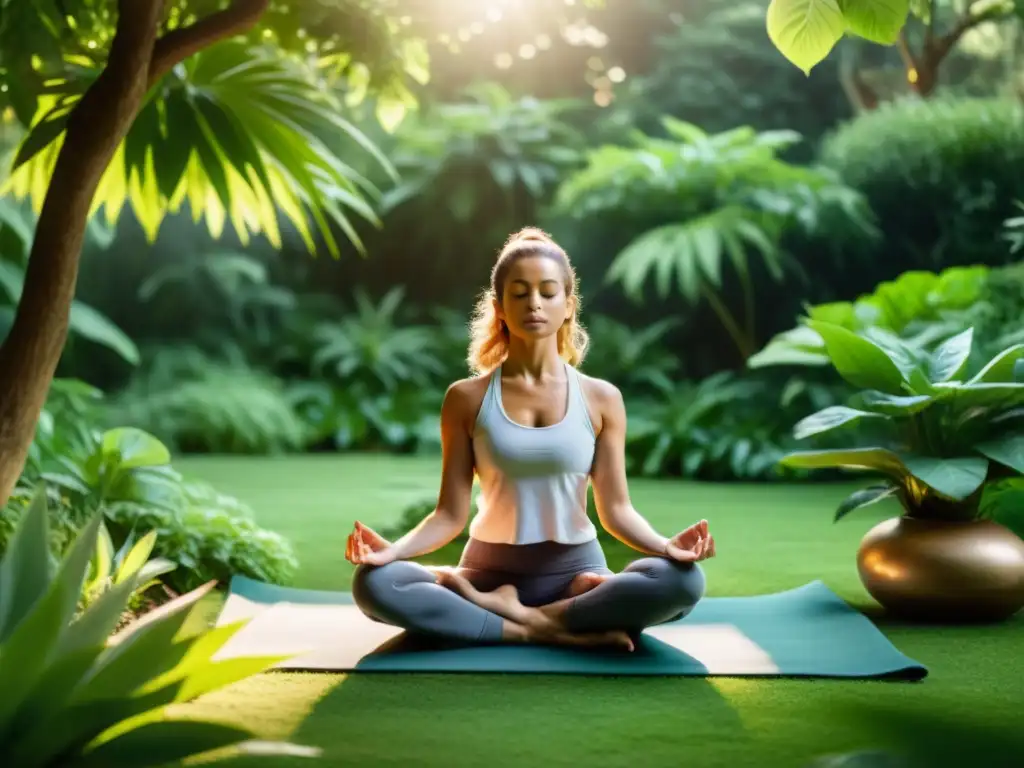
[345,228,715,651]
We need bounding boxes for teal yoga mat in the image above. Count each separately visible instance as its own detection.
[213,575,927,679]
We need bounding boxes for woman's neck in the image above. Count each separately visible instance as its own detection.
[503,337,563,379]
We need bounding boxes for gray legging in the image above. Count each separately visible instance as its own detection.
[351,537,705,643]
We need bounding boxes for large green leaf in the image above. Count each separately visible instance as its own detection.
[950,382,1024,411]
[0,489,52,642]
[58,572,144,657]
[927,327,973,383]
[747,326,829,368]
[112,531,158,584]
[850,390,936,416]
[974,435,1024,474]
[779,447,908,478]
[793,405,886,440]
[834,484,899,521]
[72,583,217,703]
[3,645,106,751]
[766,0,847,75]
[0,260,139,364]
[175,654,290,702]
[838,0,910,44]
[860,327,930,389]
[139,620,260,695]
[0,510,102,734]
[100,428,171,471]
[68,302,140,366]
[902,455,989,501]
[807,320,907,394]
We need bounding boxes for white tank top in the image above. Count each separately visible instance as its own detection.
[468,362,598,545]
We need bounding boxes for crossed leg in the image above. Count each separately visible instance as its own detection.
[433,570,631,648]
[437,555,705,643]
[351,560,634,649]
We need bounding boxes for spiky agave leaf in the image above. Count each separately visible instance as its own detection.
[0,486,310,766]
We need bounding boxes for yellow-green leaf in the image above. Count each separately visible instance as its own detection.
[838,0,911,44]
[779,446,908,479]
[766,0,847,75]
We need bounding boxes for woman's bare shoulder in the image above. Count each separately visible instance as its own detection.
[577,370,623,406]
[575,370,625,435]
[443,374,491,429]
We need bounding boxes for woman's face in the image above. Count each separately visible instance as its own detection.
[495,255,572,340]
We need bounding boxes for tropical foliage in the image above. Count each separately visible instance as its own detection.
[0,0,445,266]
[780,322,1024,523]
[750,263,1024,371]
[381,82,585,222]
[554,117,875,360]
[4,378,298,591]
[0,486,313,767]
[818,98,1024,283]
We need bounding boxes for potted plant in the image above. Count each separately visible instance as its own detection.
[778,321,1024,622]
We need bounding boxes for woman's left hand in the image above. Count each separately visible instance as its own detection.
[664,519,716,563]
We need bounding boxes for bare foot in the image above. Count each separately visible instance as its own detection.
[436,570,633,652]
[436,570,541,628]
[565,571,611,598]
[527,623,634,652]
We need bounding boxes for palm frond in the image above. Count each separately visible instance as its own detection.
[605,207,792,306]
[2,39,398,257]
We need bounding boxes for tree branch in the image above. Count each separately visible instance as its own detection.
[928,3,1012,64]
[148,0,270,86]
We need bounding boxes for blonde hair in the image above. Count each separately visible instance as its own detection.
[467,227,589,375]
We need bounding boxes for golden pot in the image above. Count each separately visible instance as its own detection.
[857,516,1024,622]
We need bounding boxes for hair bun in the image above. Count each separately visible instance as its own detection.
[510,226,553,244]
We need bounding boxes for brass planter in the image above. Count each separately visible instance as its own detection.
[857,516,1024,622]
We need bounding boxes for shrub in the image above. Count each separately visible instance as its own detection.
[102,478,299,594]
[750,263,1024,373]
[107,347,309,454]
[287,379,442,453]
[819,98,1024,287]
[625,369,846,481]
[4,380,299,592]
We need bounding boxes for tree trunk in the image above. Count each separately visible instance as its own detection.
[0,1,165,505]
[0,0,271,508]
[911,56,941,97]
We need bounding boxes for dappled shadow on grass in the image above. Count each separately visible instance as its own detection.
[217,671,749,768]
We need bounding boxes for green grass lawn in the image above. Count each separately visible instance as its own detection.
[175,454,1023,768]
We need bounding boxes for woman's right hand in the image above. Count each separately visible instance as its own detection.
[345,521,398,566]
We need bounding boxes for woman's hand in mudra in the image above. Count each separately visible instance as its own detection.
[345,521,397,566]
[664,518,716,563]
